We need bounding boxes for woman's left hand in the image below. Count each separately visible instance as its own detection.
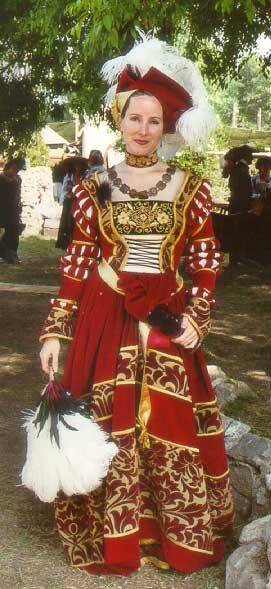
[171,315,199,350]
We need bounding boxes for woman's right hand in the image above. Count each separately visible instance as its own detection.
[40,337,61,374]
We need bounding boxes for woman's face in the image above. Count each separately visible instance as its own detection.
[120,95,163,156]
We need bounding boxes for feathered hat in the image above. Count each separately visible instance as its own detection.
[101,30,216,155]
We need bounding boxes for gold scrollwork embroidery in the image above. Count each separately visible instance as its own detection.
[194,401,223,436]
[111,201,174,235]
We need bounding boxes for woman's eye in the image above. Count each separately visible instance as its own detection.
[151,120,160,125]
[130,116,139,121]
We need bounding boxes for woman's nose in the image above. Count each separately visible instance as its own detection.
[138,121,148,135]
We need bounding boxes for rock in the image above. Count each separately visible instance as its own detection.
[234,380,258,401]
[222,416,251,452]
[265,474,271,491]
[207,364,227,380]
[214,379,238,407]
[225,542,268,589]
[227,433,271,469]
[239,515,271,544]
[20,166,58,236]
[267,540,271,569]
[232,487,252,519]
[230,462,255,500]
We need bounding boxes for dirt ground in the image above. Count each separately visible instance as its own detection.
[1,258,271,589]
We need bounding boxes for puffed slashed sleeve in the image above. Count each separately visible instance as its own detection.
[40,183,100,341]
[182,179,223,343]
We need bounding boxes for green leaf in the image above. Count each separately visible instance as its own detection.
[103,14,112,32]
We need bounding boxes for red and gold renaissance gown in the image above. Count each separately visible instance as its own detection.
[40,167,234,576]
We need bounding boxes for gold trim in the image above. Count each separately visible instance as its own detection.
[117,380,136,386]
[104,527,139,538]
[147,384,192,403]
[159,170,190,271]
[193,236,215,242]
[75,221,92,240]
[39,333,72,342]
[166,534,214,555]
[197,429,224,437]
[64,274,82,283]
[95,414,112,422]
[112,427,135,436]
[191,214,208,237]
[139,538,158,546]
[192,268,216,275]
[141,556,170,570]
[92,378,115,388]
[108,202,129,271]
[148,432,199,453]
[137,349,151,449]
[140,513,158,520]
[72,559,104,568]
[52,298,77,304]
[72,239,95,246]
[147,349,183,362]
[170,177,202,269]
[204,469,230,480]
[91,172,129,270]
[182,313,202,338]
[195,399,218,407]
[98,258,125,294]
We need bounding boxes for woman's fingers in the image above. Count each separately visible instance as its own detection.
[171,316,199,349]
[40,338,60,374]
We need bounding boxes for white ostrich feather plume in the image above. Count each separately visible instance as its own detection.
[21,411,118,503]
[101,29,216,151]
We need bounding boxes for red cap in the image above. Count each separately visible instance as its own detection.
[117,65,192,133]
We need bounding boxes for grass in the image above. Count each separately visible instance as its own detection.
[19,236,59,257]
[204,263,271,438]
[0,236,60,285]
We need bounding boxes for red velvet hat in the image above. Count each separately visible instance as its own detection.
[116,65,192,134]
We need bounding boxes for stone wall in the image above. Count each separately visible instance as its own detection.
[207,366,271,588]
[20,166,61,236]
[208,365,271,521]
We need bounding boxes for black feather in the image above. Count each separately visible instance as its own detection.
[96,181,112,205]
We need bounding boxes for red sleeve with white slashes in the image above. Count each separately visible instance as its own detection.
[40,182,100,341]
[184,179,223,302]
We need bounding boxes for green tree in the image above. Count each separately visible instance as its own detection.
[1,0,271,153]
[207,56,271,128]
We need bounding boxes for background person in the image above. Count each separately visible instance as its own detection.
[0,158,24,263]
[87,149,104,175]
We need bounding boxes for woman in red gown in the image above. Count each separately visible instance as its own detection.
[40,34,234,576]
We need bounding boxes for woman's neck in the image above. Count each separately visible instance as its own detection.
[125,151,158,168]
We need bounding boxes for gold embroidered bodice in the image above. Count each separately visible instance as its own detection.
[111,200,174,235]
[110,200,174,273]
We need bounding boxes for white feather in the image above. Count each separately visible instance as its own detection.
[21,411,118,503]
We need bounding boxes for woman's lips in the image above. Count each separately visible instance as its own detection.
[134,139,149,145]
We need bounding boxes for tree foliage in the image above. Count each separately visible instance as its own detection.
[1,0,271,153]
[208,55,271,128]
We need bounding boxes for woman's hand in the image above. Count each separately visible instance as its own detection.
[40,337,61,374]
[171,315,199,350]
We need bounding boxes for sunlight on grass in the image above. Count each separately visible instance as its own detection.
[18,236,58,257]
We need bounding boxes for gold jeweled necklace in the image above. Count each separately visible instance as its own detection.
[108,166,176,200]
[125,151,159,168]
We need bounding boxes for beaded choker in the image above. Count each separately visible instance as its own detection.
[125,151,158,168]
[108,166,176,200]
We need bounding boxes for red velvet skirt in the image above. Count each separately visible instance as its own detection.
[56,268,234,575]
